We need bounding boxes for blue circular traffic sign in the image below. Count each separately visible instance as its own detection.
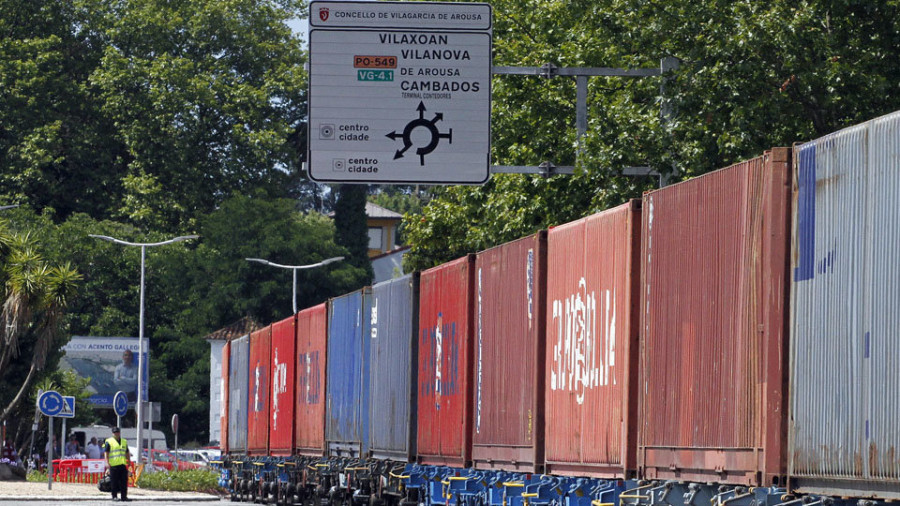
[113,391,128,417]
[38,390,63,417]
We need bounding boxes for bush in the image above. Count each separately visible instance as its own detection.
[26,470,48,482]
[136,468,225,494]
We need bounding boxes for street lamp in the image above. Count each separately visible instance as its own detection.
[89,234,198,464]
[0,204,20,211]
[245,256,344,313]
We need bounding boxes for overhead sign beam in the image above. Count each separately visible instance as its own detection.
[308,1,493,185]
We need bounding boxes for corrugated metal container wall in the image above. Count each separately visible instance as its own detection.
[369,274,419,461]
[543,202,642,478]
[473,232,547,473]
[417,255,475,467]
[639,149,792,487]
[269,315,297,456]
[295,303,328,456]
[326,289,372,458]
[247,326,272,456]
[221,340,230,453]
[227,335,250,454]
[789,111,900,500]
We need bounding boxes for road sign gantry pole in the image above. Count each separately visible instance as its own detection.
[489,58,680,185]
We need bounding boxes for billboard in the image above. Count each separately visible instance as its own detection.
[59,336,149,408]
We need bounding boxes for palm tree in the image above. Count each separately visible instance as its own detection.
[0,220,81,423]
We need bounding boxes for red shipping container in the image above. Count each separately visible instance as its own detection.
[543,201,642,478]
[247,326,272,456]
[221,340,230,454]
[269,315,297,456]
[417,255,475,467]
[638,149,791,487]
[295,303,328,456]
[473,233,547,472]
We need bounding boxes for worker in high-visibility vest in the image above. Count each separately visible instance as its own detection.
[104,427,131,502]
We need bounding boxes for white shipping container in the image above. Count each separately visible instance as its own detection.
[789,110,900,499]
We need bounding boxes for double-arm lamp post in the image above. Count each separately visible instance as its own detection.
[89,234,198,464]
[245,256,344,313]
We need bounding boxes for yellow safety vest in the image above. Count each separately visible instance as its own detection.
[105,437,128,466]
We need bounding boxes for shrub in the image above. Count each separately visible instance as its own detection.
[136,468,225,494]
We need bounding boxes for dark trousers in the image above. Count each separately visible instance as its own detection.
[109,464,128,499]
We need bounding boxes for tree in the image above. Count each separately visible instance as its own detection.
[0,0,309,230]
[333,185,374,282]
[0,217,81,427]
[403,0,900,270]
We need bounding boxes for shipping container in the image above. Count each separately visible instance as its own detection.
[543,202,642,478]
[326,289,372,458]
[269,315,297,456]
[789,111,900,500]
[221,340,230,453]
[247,326,272,456]
[472,232,547,473]
[227,335,250,454]
[639,149,792,487]
[369,274,419,462]
[417,255,475,467]
[295,303,328,456]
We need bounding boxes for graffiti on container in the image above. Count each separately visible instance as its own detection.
[272,348,287,430]
[252,360,268,414]
[298,351,321,405]
[550,278,616,405]
[527,249,534,328]
[421,312,461,409]
[370,298,378,340]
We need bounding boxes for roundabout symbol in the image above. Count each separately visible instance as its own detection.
[386,102,453,166]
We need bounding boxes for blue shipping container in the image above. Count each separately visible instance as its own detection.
[227,335,250,453]
[326,288,372,457]
[369,274,419,461]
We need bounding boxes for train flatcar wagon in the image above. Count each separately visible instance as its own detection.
[247,326,273,456]
[417,255,475,468]
[789,111,900,500]
[638,148,792,487]
[326,288,372,458]
[544,201,642,479]
[472,232,547,473]
[269,314,297,456]
[295,303,327,456]
[369,273,419,463]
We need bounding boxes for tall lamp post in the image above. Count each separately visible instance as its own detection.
[0,204,20,211]
[245,256,344,313]
[89,234,198,463]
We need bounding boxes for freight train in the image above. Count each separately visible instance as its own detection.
[217,111,900,506]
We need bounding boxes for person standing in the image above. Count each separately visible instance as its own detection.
[64,435,80,457]
[85,437,103,460]
[104,427,131,502]
[114,350,139,402]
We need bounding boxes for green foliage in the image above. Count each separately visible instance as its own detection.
[404,0,900,269]
[0,0,309,230]
[136,468,225,493]
[26,470,48,482]
[333,185,374,281]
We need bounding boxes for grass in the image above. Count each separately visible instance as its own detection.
[136,468,226,494]
[25,470,48,482]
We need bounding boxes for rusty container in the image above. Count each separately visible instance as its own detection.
[221,340,230,453]
[473,232,547,472]
[295,303,328,456]
[789,111,900,500]
[417,255,475,467]
[247,326,273,456]
[638,148,792,487]
[269,315,297,456]
[543,201,642,478]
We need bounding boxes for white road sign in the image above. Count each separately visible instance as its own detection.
[308,1,492,184]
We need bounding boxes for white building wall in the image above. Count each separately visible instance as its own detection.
[208,340,225,445]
